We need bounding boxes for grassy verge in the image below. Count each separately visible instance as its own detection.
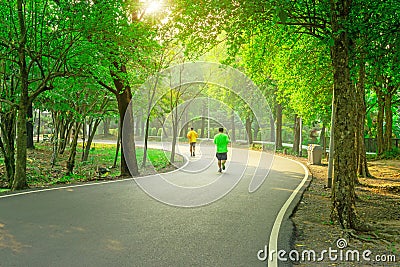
[0,143,182,189]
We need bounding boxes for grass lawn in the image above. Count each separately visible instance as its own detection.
[0,142,182,189]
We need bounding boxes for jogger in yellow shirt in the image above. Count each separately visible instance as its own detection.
[187,127,198,157]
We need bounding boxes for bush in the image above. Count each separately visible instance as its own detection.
[380,147,400,160]
[109,128,118,136]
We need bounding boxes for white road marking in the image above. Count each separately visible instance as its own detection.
[267,156,309,266]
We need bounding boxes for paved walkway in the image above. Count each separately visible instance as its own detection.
[0,142,309,266]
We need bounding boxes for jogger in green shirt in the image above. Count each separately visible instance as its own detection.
[213,128,230,172]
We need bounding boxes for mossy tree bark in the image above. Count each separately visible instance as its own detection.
[330,0,364,230]
[12,0,29,190]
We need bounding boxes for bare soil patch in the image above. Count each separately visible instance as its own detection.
[287,155,400,266]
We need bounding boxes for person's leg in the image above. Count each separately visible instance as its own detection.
[221,153,227,170]
[216,153,222,172]
[192,143,195,156]
[190,143,193,156]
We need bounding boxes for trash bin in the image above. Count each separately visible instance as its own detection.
[307,144,323,165]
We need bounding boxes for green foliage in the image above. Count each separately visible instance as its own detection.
[379,147,400,160]
[275,146,308,158]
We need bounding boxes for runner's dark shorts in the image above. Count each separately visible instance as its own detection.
[190,142,196,148]
[216,152,227,160]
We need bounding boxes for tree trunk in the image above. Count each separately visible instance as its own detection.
[82,119,101,162]
[293,114,300,154]
[376,87,385,155]
[36,109,41,143]
[51,113,60,167]
[112,63,139,177]
[245,116,253,144]
[298,117,303,157]
[170,117,178,163]
[275,103,282,149]
[58,116,73,155]
[170,97,179,163]
[353,81,361,185]
[103,117,111,136]
[113,122,121,169]
[0,109,16,187]
[142,116,150,167]
[384,85,394,152]
[117,90,138,176]
[66,122,82,175]
[253,122,260,141]
[0,136,14,187]
[330,0,363,230]
[355,57,372,178]
[13,97,29,190]
[58,118,66,154]
[141,116,145,138]
[327,89,335,188]
[81,119,86,160]
[12,0,29,190]
[26,102,34,149]
[270,115,275,142]
[200,106,206,138]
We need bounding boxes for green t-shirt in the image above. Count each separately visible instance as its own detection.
[213,133,230,153]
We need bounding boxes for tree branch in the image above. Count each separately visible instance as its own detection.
[97,80,117,95]
[0,98,19,108]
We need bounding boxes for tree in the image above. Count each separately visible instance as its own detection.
[0,0,85,190]
[350,0,400,161]
[329,0,361,229]
[86,0,160,176]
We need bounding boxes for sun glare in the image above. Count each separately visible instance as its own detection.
[146,0,163,14]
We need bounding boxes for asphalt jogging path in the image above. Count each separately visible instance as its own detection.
[0,143,309,267]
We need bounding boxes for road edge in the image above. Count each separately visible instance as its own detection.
[267,155,311,267]
[0,148,189,199]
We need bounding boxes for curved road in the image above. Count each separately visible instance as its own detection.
[0,142,309,266]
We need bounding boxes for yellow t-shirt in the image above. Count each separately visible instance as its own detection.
[187,130,198,143]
